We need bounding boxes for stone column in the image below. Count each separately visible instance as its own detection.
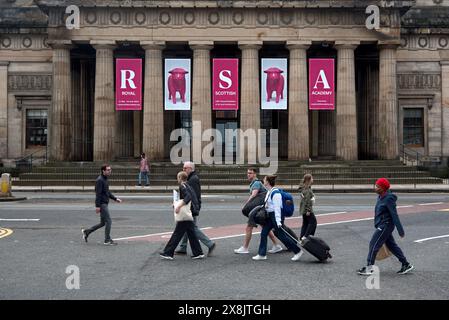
[440,58,449,158]
[378,44,399,159]
[92,41,115,162]
[190,42,213,163]
[239,42,262,161]
[335,42,359,161]
[287,42,310,160]
[0,62,8,159]
[49,41,73,161]
[141,41,165,160]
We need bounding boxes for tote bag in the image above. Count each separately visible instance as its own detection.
[173,200,193,222]
[376,244,392,261]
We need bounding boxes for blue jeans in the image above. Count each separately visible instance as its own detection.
[178,216,214,252]
[137,171,149,185]
[258,212,301,256]
[367,222,409,266]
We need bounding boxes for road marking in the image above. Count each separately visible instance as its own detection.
[0,218,40,221]
[438,209,449,212]
[114,227,212,241]
[397,205,414,208]
[414,234,449,243]
[0,228,13,239]
[419,202,443,206]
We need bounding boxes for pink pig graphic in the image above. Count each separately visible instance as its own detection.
[168,68,188,104]
[264,67,285,103]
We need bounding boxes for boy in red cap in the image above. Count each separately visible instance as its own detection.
[357,178,414,275]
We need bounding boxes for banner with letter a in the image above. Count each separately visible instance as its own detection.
[212,58,239,110]
[309,58,335,110]
[115,58,142,111]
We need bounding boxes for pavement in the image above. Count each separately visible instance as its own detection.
[1,192,449,300]
[9,183,449,193]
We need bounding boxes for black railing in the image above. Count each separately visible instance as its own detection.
[399,143,422,167]
[14,146,49,172]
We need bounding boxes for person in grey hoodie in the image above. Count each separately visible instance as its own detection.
[357,178,414,275]
[298,173,317,241]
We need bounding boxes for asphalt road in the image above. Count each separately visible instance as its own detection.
[1,192,449,300]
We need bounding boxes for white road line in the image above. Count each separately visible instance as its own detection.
[114,227,212,241]
[115,211,373,242]
[397,205,414,208]
[0,218,40,221]
[414,234,449,243]
[419,202,443,206]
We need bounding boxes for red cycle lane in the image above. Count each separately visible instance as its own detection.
[115,202,449,243]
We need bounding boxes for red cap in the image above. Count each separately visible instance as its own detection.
[375,178,390,191]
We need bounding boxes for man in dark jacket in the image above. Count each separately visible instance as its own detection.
[175,161,216,256]
[82,164,122,245]
[358,178,414,275]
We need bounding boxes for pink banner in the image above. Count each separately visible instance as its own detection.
[116,58,142,111]
[309,58,335,110]
[212,58,239,110]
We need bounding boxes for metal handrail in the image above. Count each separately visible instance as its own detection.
[399,143,422,166]
[14,145,49,171]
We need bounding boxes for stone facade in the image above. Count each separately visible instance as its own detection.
[0,0,448,165]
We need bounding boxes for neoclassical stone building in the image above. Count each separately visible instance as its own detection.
[0,0,448,165]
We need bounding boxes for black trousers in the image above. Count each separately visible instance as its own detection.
[300,213,317,239]
[163,221,203,257]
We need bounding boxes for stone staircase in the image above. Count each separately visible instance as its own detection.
[12,160,445,188]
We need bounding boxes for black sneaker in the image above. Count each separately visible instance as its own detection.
[175,250,187,255]
[208,243,216,256]
[104,240,117,246]
[192,254,205,260]
[397,263,414,275]
[159,253,174,260]
[81,229,88,243]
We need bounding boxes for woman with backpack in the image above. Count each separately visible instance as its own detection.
[252,175,303,261]
[299,174,317,242]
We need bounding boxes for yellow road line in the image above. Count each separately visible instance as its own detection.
[0,227,13,239]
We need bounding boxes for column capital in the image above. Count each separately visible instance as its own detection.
[378,41,400,50]
[90,40,116,50]
[334,41,360,50]
[439,49,449,63]
[189,41,214,50]
[0,61,9,67]
[47,40,74,50]
[286,41,311,50]
[141,41,165,50]
[238,41,263,50]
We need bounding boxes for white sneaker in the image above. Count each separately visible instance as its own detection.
[291,251,303,261]
[234,246,249,254]
[268,244,283,254]
[252,255,267,261]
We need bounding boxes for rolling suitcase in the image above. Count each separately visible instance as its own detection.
[301,236,332,262]
[280,227,332,262]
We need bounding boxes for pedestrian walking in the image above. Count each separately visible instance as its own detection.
[137,153,150,186]
[252,175,303,261]
[299,174,317,242]
[234,167,283,254]
[175,161,216,256]
[160,171,205,260]
[357,178,414,275]
[82,164,122,245]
